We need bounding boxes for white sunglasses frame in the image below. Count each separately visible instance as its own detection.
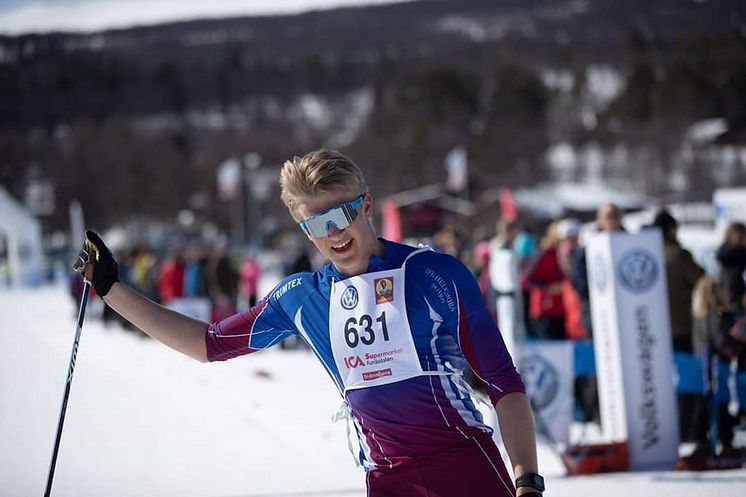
[298,194,365,238]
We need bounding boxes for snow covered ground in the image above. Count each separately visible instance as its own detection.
[2,284,745,497]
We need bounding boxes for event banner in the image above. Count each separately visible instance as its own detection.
[523,340,574,447]
[484,340,574,449]
[586,230,679,469]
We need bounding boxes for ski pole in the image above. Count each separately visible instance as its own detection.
[44,279,91,497]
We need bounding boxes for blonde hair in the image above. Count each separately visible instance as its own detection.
[692,276,727,319]
[540,221,560,250]
[280,149,368,221]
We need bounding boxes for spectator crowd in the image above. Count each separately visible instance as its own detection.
[448,203,746,459]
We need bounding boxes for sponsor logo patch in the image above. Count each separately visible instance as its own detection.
[344,355,365,368]
[523,354,559,411]
[617,249,658,293]
[340,285,359,310]
[362,368,392,381]
[374,277,394,304]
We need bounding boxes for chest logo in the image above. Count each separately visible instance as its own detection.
[374,277,394,304]
[340,285,359,310]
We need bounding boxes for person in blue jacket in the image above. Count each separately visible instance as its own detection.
[76,149,543,497]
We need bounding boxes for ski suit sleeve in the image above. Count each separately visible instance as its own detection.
[414,252,525,406]
[205,275,302,362]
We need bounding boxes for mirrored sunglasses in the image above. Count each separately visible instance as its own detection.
[298,195,364,238]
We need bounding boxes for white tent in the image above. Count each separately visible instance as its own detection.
[0,187,44,287]
[512,181,645,219]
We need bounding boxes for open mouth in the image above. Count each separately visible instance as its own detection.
[330,239,353,253]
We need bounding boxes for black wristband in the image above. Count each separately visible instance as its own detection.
[515,472,545,492]
[519,493,543,497]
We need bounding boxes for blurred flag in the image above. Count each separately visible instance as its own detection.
[217,157,241,200]
[381,199,402,242]
[69,199,85,247]
[444,146,468,192]
[500,187,517,221]
[24,179,55,215]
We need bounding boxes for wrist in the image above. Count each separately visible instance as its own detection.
[515,472,545,493]
[100,280,119,300]
[94,274,118,297]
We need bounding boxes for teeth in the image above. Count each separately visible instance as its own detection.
[332,239,352,249]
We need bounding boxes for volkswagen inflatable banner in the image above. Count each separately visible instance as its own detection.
[586,229,679,469]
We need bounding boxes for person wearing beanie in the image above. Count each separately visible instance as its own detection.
[652,208,704,443]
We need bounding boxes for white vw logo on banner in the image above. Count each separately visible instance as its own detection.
[617,249,658,293]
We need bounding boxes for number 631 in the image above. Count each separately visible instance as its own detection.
[344,311,389,348]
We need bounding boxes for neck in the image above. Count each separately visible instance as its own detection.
[373,238,385,258]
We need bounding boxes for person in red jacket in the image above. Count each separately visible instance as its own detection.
[157,251,186,304]
[554,218,585,340]
[521,221,566,340]
[239,255,261,308]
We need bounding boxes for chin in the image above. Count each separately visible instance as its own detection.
[330,253,365,275]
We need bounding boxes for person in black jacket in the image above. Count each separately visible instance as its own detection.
[652,209,705,354]
[716,222,746,315]
[651,209,706,442]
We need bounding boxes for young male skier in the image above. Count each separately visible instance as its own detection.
[76,149,544,497]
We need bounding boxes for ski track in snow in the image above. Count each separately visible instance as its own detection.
[1,285,745,496]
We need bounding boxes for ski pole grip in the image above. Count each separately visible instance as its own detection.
[73,240,98,283]
[73,230,119,296]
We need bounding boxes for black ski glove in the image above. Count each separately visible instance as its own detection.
[73,230,119,297]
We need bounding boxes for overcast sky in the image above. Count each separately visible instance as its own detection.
[0,0,414,35]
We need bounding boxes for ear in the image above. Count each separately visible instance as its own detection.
[363,193,374,217]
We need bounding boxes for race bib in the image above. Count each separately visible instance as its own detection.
[330,268,423,391]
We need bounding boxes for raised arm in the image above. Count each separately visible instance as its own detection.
[76,231,209,362]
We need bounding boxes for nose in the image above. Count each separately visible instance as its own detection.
[326,224,344,237]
